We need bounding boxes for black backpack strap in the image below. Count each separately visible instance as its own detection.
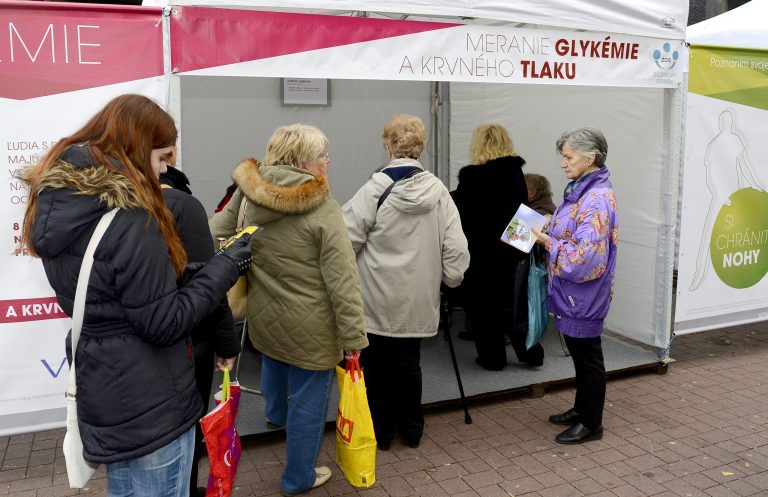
[376,167,422,211]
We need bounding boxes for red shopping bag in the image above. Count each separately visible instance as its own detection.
[201,368,242,497]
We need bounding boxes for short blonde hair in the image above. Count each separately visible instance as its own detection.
[525,173,553,202]
[382,114,425,160]
[264,124,329,168]
[469,124,516,165]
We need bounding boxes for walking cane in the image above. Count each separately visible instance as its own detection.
[234,318,262,395]
[440,296,472,424]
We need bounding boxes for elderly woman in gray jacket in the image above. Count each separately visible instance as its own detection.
[342,114,469,450]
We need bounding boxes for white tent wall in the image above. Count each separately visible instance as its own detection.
[448,83,679,347]
[175,77,434,212]
[163,3,688,350]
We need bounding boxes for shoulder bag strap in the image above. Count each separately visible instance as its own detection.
[66,208,120,398]
[236,194,248,232]
[376,167,422,212]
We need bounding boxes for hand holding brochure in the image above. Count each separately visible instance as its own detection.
[500,204,547,253]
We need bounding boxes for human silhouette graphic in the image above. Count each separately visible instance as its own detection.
[690,110,765,291]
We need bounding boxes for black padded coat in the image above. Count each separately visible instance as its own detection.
[25,145,239,464]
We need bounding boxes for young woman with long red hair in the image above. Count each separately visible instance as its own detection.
[20,94,253,496]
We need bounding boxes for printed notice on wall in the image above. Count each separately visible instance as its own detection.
[282,78,330,106]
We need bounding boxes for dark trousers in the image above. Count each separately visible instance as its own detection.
[471,303,545,369]
[563,334,606,429]
[470,260,544,370]
[190,343,214,494]
[359,334,423,445]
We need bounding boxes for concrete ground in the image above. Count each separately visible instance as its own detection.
[2,320,768,497]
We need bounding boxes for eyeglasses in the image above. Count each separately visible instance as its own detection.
[318,152,330,160]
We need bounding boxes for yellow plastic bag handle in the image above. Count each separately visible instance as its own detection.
[221,367,230,403]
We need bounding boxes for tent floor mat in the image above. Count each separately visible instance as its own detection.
[218,311,661,437]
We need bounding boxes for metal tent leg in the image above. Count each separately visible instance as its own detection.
[234,318,262,396]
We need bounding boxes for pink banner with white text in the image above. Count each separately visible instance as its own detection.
[0,1,163,100]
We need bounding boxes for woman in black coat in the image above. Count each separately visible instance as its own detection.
[161,163,241,497]
[20,94,252,496]
[452,124,545,370]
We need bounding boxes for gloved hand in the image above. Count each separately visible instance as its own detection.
[216,229,254,276]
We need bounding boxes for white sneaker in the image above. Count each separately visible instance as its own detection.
[312,466,332,488]
[280,466,332,496]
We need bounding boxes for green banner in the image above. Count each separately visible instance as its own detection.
[689,45,768,111]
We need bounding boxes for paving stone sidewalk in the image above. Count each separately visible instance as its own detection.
[3,320,768,497]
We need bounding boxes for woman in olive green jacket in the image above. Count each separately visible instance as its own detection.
[209,124,367,497]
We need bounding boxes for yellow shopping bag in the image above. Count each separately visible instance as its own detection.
[335,355,376,488]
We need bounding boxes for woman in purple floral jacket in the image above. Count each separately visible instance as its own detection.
[533,127,618,445]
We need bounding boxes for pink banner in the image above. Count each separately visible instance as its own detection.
[170,7,458,74]
[0,297,66,324]
[0,2,164,100]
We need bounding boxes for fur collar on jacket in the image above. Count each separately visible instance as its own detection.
[20,158,144,211]
[233,158,329,215]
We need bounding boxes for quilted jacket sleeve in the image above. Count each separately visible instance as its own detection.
[317,201,368,352]
[547,193,614,283]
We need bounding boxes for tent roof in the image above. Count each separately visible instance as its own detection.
[166,0,688,39]
[687,0,767,49]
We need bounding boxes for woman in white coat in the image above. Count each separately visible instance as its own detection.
[342,114,469,450]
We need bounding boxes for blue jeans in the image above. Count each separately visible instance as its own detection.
[106,425,195,497]
[261,355,333,495]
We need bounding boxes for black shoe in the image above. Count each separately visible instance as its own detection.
[522,344,544,367]
[377,440,391,451]
[192,486,206,497]
[555,423,603,444]
[548,408,580,426]
[475,357,504,371]
[266,420,284,430]
[402,437,420,449]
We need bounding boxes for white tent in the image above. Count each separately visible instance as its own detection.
[675,0,768,334]
[0,0,689,435]
[166,0,687,349]
[687,0,768,48]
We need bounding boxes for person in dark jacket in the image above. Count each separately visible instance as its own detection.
[525,173,557,265]
[20,94,253,496]
[525,173,557,216]
[160,160,241,497]
[533,127,618,445]
[452,124,545,371]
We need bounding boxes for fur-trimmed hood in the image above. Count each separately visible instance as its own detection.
[20,145,143,210]
[21,144,144,258]
[232,158,329,223]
